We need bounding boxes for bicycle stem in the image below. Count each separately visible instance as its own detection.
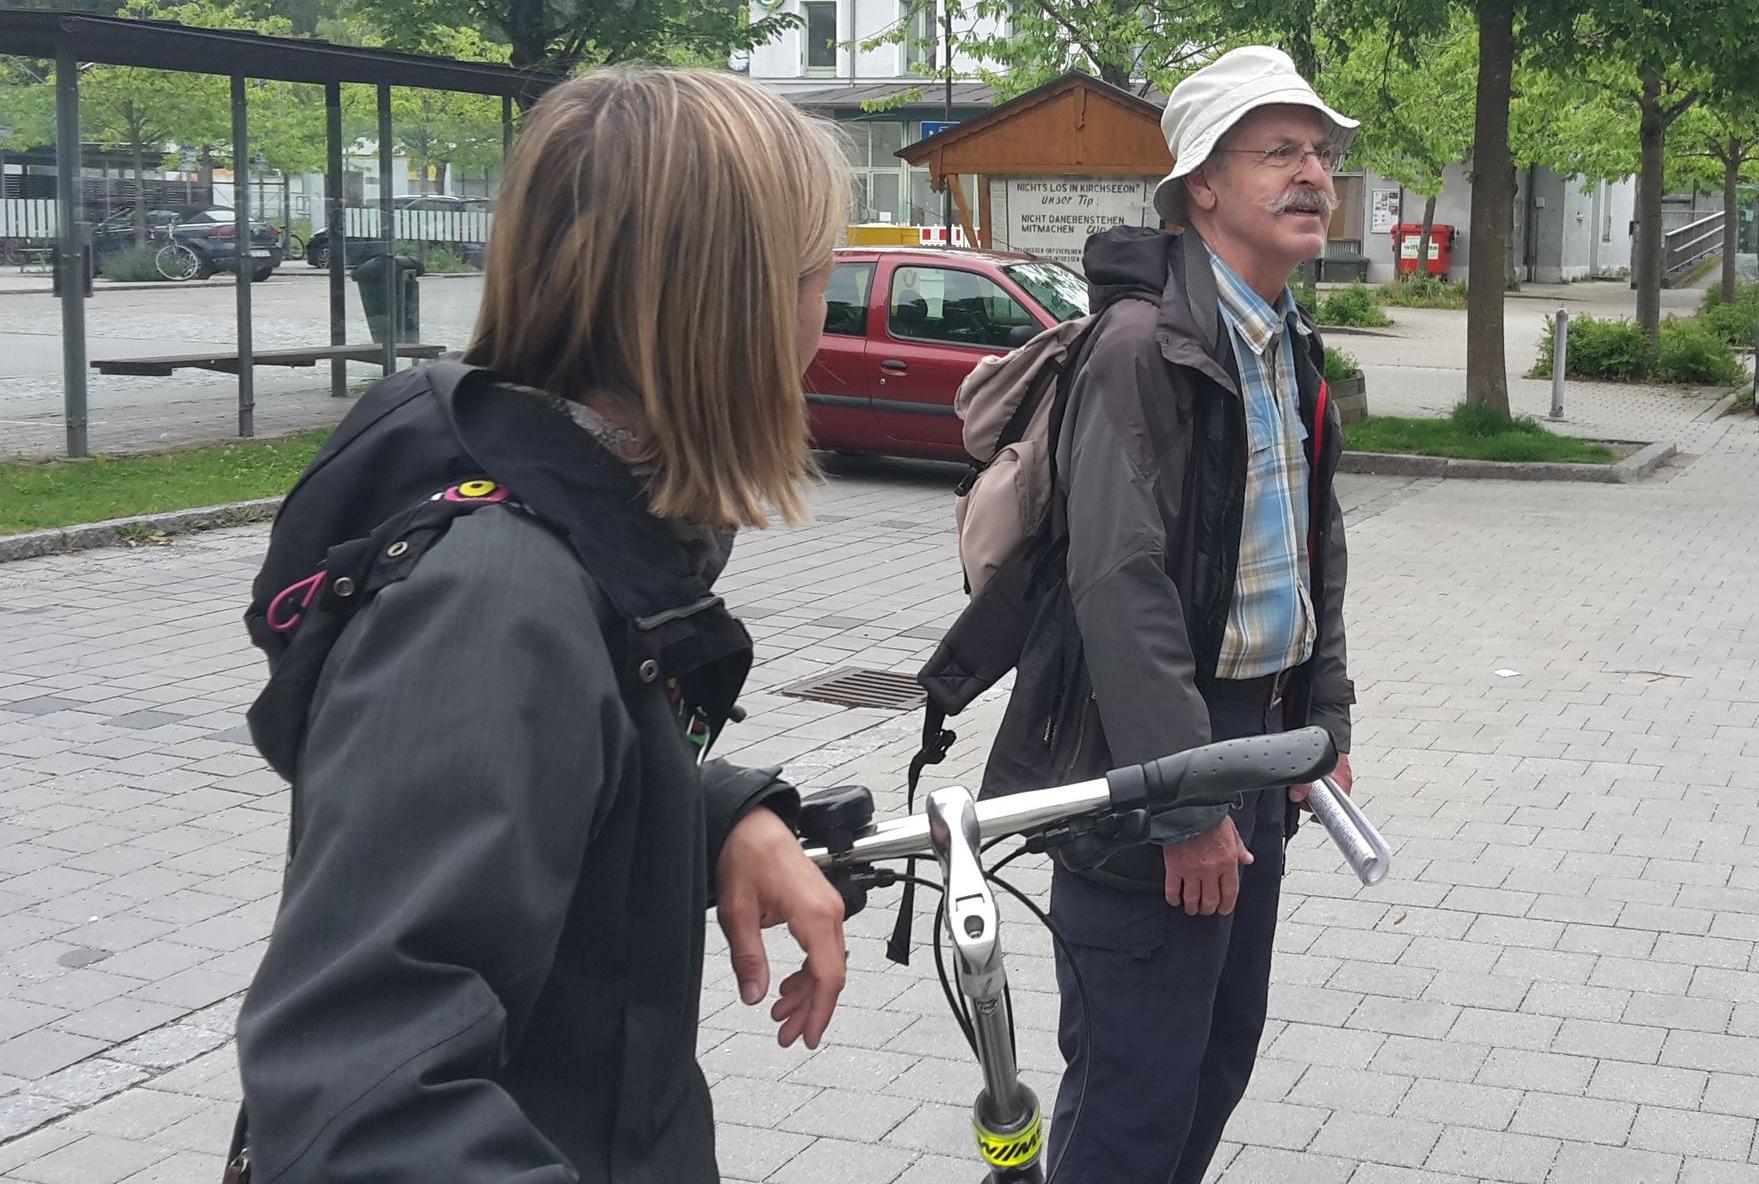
[926,786,1045,1183]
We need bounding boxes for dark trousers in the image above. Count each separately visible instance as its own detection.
[1045,691,1286,1184]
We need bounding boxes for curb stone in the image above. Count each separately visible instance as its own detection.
[0,498,282,563]
[0,435,1687,565]
[1339,439,1676,484]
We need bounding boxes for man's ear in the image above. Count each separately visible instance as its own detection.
[1184,166,1220,214]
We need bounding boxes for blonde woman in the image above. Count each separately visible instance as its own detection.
[233,70,850,1182]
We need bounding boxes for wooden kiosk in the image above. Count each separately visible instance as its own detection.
[897,71,1173,272]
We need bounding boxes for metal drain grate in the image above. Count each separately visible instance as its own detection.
[779,667,926,711]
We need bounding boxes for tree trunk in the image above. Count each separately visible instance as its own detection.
[1722,145,1740,304]
[1465,0,1514,414]
[1097,60,1132,90]
[199,145,214,207]
[1633,73,1669,344]
[505,0,565,110]
[1417,194,1438,279]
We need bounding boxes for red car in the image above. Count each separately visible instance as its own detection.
[807,246,1090,461]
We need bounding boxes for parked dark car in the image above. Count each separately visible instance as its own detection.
[305,194,488,270]
[807,246,1090,461]
[91,205,284,281]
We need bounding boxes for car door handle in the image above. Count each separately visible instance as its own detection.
[880,359,909,374]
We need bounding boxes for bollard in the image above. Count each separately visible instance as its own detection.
[1549,307,1568,421]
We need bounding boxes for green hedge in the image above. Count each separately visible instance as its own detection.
[1699,283,1759,347]
[1530,312,1745,386]
[1315,282,1391,328]
[1379,274,1469,309]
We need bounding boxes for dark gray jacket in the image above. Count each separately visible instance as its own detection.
[237,366,793,1182]
[982,227,1353,887]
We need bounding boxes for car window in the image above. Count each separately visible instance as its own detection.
[1003,261,1090,322]
[888,266,1035,349]
[823,262,874,336]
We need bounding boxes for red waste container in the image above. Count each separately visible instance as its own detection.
[1394,223,1455,276]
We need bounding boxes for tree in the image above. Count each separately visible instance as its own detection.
[1672,101,1759,303]
[349,0,798,106]
[388,27,507,191]
[1557,0,1759,341]
[1320,24,1476,279]
[858,0,1225,103]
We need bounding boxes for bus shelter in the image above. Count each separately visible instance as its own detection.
[898,71,1173,273]
[0,10,540,456]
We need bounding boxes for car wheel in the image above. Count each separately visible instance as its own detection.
[252,266,274,282]
[307,242,329,269]
[192,252,217,280]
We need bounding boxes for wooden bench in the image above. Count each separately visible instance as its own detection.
[92,343,446,377]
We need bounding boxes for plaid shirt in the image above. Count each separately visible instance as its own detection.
[1209,251,1317,680]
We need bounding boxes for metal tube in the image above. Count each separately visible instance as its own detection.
[232,74,255,438]
[807,776,1113,867]
[502,94,514,164]
[54,46,88,458]
[378,84,396,375]
[941,1,953,235]
[326,82,347,397]
[1549,307,1568,420]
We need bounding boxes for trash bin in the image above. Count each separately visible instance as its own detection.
[351,253,423,344]
[1394,223,1455,276]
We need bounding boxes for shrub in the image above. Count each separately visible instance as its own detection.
[97,247,168,282]
[1699,282,1759,346]
[1530,311,1746,386]
[1654,317,1746,385]
[1530,314,1652,380]
[1323,345,1361,383]
[1316,282,1391,328]
[1378,274,1468,309]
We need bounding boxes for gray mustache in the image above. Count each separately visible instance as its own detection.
[1271,188,1338,216]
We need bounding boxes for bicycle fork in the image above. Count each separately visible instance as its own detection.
[927,787,1046,1184]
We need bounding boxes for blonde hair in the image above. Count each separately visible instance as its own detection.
[464,69,851,530]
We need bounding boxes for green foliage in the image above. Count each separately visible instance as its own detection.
[1323,345,1362,382]
[1345,406,1616,464]
[1655,318,1748,385]
[1531,314,1652,380]
[97,248,171,282]
[1700,283,1759,345]
[1531,311,1747,385]
[1315,283,1391,328]
[1379,275,1469,309]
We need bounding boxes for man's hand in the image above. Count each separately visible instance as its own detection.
[1162,816,1254,916]
[1289,751,1353,806]
[716,807,847,1049]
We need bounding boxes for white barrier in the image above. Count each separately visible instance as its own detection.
[1,199,57,240]
[341,206,492,244]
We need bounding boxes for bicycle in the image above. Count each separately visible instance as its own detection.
[798,725,1390,1182]
[282,231,306,262]
[154,237,202,282]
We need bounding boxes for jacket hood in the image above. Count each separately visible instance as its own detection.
[1083,226,1173,310]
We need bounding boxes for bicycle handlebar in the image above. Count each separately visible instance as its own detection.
[804,726,1337,869]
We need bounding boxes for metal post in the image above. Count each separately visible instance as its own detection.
[1549,307,1568,421]
[1751,312,1757,415]
[325,82,347,398]
[231,74,255,438]
[378,84,396,375]
[941,1,953,235]
[502,94,514,166]
[54,46,88,458]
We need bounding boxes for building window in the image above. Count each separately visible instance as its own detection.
[846,121,910,224]
[903,2,936,73]
[804,1,838,73]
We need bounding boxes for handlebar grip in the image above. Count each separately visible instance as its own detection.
[1106,726,1337,814]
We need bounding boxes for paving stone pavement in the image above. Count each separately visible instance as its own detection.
[2,406,1758,1182]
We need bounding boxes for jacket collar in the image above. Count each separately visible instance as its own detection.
[438,371,752,710]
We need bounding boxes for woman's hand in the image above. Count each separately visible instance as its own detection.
[716,807,847,1048]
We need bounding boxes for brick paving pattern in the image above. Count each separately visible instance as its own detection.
[1,364,1757,1179]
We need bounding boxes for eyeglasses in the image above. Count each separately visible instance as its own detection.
[1214,142,1349,174]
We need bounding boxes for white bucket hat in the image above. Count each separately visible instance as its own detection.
[1152,45,1358,225]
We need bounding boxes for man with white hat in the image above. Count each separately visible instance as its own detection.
[978,46,1361,1181]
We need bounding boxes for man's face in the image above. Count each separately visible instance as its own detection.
[1186,105,1340,275]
